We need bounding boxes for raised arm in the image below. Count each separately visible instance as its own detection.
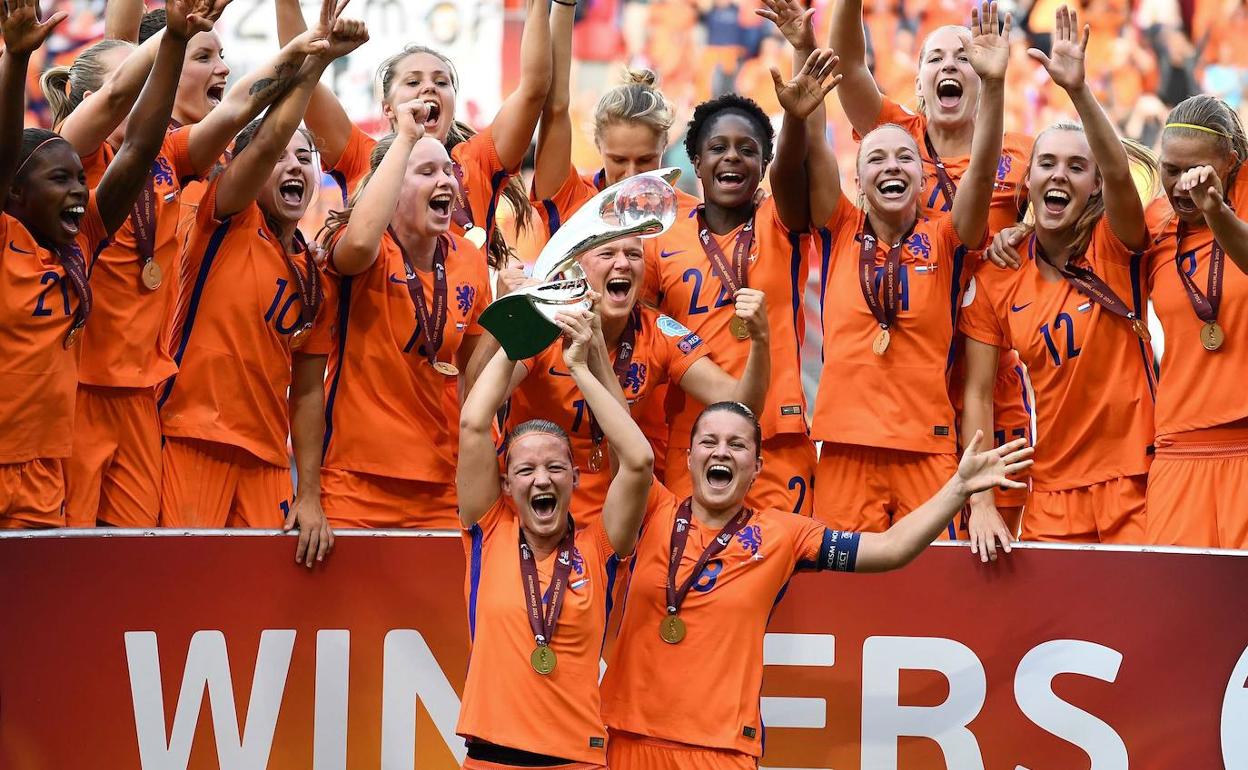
[531,0,575,201]
[828,0,884,137]
[55,34,156,153]
[331,100,428,275]
[952,2,1008,248]
[0,0,66,203]
[769,48,842,231]
[557,310,653,556]
[678,287,770,417]
[287,352,333,567]
[457,346,512,526]
[489,0,552,172]
[853,433,1032,572]
[1030,5,1148,251]
[1184,166,1248,274]
[105,0,145,42]
[275,0,356,168]
[960,337,1014,562]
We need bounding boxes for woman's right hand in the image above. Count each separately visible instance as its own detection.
[394,99,430,144]
[1028,5,1090,92]
[967,499,1015,563]
[0,0,67,56]
[754,0,816,52]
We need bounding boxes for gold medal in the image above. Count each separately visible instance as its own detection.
[433,360,460,376]
[1131,318,1151,342]
[659,614,686,644]
[1201,321,1225,351]
[141,260,162,291]
[588,444,605,473]
[464,225,487,249]
[290,325,310,349]
[872,327,891,356]
[63,325,82,349]
[530,644,557,675]
[729,316,749,340]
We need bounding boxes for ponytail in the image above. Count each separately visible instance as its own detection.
[39,39,134,130]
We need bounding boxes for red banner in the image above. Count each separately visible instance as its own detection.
[1,532,1246,769]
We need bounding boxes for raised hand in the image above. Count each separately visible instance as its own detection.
[394,99,430,143]
[966,1,1012,82]
[1028,4,1089,91]
[754,0,815,52]
[734,287,770,342]
[0,0,67,56]
[1180,165,1227,218]
[166,0,232,39]
[555,308,597,370]
[957,431,1033,496]
[771,48,842,121]
[324,17,369,59]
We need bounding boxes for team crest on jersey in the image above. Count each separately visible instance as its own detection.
[151,157,174,187]
[737,525,762,556]
[624,362,647,395]
[656,314,692,338]
[996,154,1012,182]
[456,283,476,314]
[906,232,931,261]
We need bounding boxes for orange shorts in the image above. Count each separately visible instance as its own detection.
[990,360,1034,510]
[664,433,816,515]
[1146,440,1248,549]
[607,731,755,770]
[0,458,66,529]
[66,385,161,528]
[159,437,291,528]
[814,443,959,537]
[321,466,458,528]
[1023,475,1147,543]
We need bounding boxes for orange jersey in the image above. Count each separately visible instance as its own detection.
[813,197,971,453]
[0,206,110,463]
[959,220,1156,491]
[508,306,709,523]
[460,496,625,763]
[75,128,197,388]
[1145,182,1248,439]
[601,482,860,755]
[650,198,809,447]
[864,96,1032,236]
[331,124,513,246]
[158,178,327,467]
[321,230,489,483]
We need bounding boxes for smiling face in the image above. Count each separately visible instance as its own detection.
[687,410,761,513]
[174,30,228,126]
[1026,128,1101,234]
[503,432,578,541]
[857,125,925,219]
[257,131,319,226]
[394,137,457,236]
[383,51,457,143]
[578,237,644,321]
[1160,132,1238,224]
[597,121,666,186]
[7,141,89,247]
[916,26,979,132]
[692,112,766,210]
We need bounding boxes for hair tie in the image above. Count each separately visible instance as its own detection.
[14,136,70,179]
[1165,122,1232,139]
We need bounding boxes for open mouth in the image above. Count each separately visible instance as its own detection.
[705,463,734,490]
[605,276,632,302]
[207,83,225,106]
[60,204,85,236]
[279,179,305,206]
[530,493,558,518]
[1171,195,1197,215]
[715,171,746,190]
[429,191,452,217]
[1042,188,1071,214]
[877,178,908,199]
[423,100,441,127]
[936,78,963,108]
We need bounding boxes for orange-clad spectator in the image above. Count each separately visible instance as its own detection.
[735,34,792,115]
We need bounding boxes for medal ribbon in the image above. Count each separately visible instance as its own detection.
[695,207,754,298]
[390,228,449,367]
[518,518,577,649]
[665,498,752,617]
[282,229,321,336]
[586,305,641,460]
[1174,222,1224,325]
[130,173,157,282]
[450,161,477,231]
[857,218,914,332]
[924,132,959,211]
[1035,236,1144,326]
[57,241,92,344]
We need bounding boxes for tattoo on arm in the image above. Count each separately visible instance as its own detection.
[248,61,298,100]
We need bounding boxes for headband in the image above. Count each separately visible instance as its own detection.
[1165,122,1232,139]
[14,136,70,179]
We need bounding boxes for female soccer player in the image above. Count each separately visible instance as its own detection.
[823,0,1036,532]
[456,310,655,769]
[960,6,1156,545]
[156,16,367,548]
[276,0,550,265]
[647,49,842,515]
[600,403,1032,768]
[1143,96,1248,548]
[315,104,492,529]
[0,0,209,528]
[809,3,1007,533]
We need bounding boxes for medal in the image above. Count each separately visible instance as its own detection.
[281,231,321,351]
[530,644,557,675]
[695,207,755,335]
[872,327,891,356]
[290,324,311,349]
[729,316,749,340]
[1131,317,1151,342]
[450,163,488,249]
[391,229,453,375]
[588,444,605,472]
[464,225,487,249]
[63,324,82,349]
[1201,321,1225,351]
[659,614,687,644]
[1035,238,1150,344]
[141,260,162,290]
[433,360,460,376]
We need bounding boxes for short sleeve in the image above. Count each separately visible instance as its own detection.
[958,275,1011,349]
[163,126,197,181]
[642,480,680,528]
[1088,216,1139,269]
[650,312,709,385]
[532,164,596,238]
[468,495,511,536]
[80,196,111,258]
[326,124,377,201]
[819,193,860,241]
[79,142,109,186]
[852,96,926,142]
[194,175,225,229]
[586,521,617,562]
[463,241,492,336]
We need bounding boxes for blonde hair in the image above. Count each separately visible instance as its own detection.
[41,39,134,129]
[592,68,674,148]
[1163,95,1247,184]
[914,25,972,117]
[1021,121,1160,258]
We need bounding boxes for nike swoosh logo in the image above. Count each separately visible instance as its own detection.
[9,240,35,255]
[548,366,573,377]
[660,249,685,259]
[389,273,407,285]
[1010,303,1032,312]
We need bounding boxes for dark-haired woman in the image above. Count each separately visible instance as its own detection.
[648,49,842,516]
[156,18,365,551]
[601,400,1031,769]
[0,0,205,528]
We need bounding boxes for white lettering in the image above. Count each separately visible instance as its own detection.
[314,630,350,770]
[380,630,465,768]
[1222,645,1248,768]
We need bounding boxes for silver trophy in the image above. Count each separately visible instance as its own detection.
[481,168,681,359]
